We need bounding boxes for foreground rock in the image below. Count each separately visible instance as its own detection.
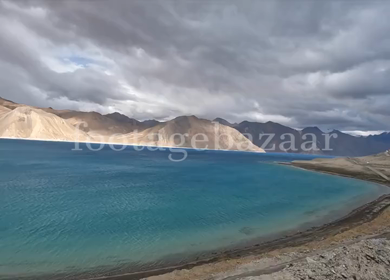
[233,238,390,280]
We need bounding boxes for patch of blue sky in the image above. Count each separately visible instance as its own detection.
[63,56,95,67]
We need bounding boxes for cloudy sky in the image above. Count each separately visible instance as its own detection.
[0,0,389,132]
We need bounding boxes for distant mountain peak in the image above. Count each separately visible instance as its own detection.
[106,112,122,117]
[173,115,199,121]
[105,112,139,124]
[0,97,16,104]
[213,117,228,122]
[302,126,324,134]
[141,119,160,128]
[213,117,234,127]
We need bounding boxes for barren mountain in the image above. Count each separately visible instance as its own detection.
[0,98,137,136]
[53,111,140,136]
[104,112,161,131]
[0,97,71,116]
[0,105,11,117]
[213,118,235,127]
[0,107,89,141]
[105,112,141,126]
[141,119,161,129]
[0,97,23,110]
[122,116,264,152]
[0,98,263,152]
[369,132,390,144]
[2,96,389,156]
[215,119,390,156]
[233,120,303,153]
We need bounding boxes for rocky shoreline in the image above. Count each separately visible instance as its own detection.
[217,236,390,280]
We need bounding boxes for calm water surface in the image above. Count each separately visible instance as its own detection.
[0,139,387,278]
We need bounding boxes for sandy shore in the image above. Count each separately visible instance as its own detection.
[290,152,390,187]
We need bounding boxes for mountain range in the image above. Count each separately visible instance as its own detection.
[214,118,390,156]
[0,97,263,153]
[1,97,389,156]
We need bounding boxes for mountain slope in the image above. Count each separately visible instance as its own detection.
[141,119,161,129]
[231,120,390,156]
[213,118,235,127]
[105,112,141,126]
[0,97,23,110]
[53,111,140,135]
[235,121,304,152]
[369,132,390,143]
[0,105,11,118]
[122,116,264,152]
[0,107,89,141]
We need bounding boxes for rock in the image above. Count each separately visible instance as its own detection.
[251,239,390,280]
[306,257,316,264]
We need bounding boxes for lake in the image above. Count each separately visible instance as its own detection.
[0,139,387,279]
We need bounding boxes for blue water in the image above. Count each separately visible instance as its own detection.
[0,139,387,279]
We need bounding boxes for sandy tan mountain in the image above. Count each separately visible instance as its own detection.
[0,97,23,110]
[0,96,145,135]
[118,116,265,152]
[0,106,90,141]
[0,98,264,152]
[0,97,71,115]
[0,105,11,118]
[52,111,141,135]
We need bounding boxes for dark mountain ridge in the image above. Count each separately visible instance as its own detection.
[214,119,390,157]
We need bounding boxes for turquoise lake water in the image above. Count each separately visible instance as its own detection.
[0,139,388,279]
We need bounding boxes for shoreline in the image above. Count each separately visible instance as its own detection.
[285,161,390,188]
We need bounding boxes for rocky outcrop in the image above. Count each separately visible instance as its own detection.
[235,238,390,280]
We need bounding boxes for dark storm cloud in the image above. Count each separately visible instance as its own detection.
[0,0,389,130]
